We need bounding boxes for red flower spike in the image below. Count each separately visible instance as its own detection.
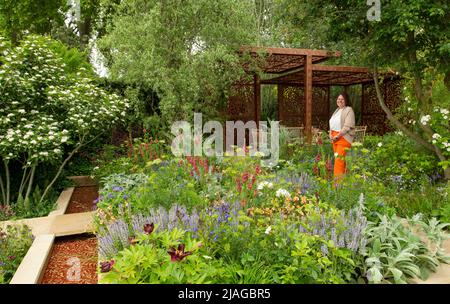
[255,165,262,175]
[144,223,155,234]
[242,172,249,183]
[168,244,192,262]
[315,154,321,162]
[236,179,242,193]
[313,165,319,175]
[317,137,323,145]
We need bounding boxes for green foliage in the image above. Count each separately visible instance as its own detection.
[98,0,260,122]
[100,227,223,283]
[0,34,129,210]
[199,203,357,284]
[309,0,450,76]
[96,161,208,215]
[361,213,449,284]
[0,0,67,43]
[353,133,441,189]
[0,224,34,284]
[49,40,94,75]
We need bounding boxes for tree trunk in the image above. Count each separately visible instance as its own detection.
[4,160,10,205]
[18,166,29,198]
[372,69,449,180]
[444,72,450,91]
[24,166,36,210]
[40,144,82,204]
[40,132,104,203]
[0,171,6,205]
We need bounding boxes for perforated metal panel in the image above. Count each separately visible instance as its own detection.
[361,79,403,134]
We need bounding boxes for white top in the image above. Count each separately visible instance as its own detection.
[329,109,342,131]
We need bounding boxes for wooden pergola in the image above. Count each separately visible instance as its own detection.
[227,47,402,143]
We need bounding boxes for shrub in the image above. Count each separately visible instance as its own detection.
[0,35,129,216]
[0,225,34,284]
[355,133,442,189]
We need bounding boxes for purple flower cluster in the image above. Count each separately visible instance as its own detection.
[98,204,202,259]
[98,219,130,259]
[204,201,241,242]
[270,171,316,193]
[298,205,367,254]
[131,204,200,236]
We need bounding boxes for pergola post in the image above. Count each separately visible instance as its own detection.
[254,74,261,125]
[304,55,313,144]
[254,73,261,147]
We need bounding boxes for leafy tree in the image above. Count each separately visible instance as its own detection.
[278,0,450,178]
[0,0,67,44]
[98,0,260,124]
[0,35,129,208]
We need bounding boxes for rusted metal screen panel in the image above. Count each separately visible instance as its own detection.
[227,84,255,122]
[312,87,330,130]
[361,79,403,134]
[278,84,305,127]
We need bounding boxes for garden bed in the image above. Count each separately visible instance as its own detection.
[6,177,98,284]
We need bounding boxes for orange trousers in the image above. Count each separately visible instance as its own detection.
[331,130,351,177]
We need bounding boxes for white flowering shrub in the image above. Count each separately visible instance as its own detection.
[396,80,450,173]
[0,35,129,207]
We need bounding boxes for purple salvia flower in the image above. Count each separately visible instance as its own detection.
[321,244,328,256]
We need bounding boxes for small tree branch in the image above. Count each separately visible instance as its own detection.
[39,131,105,203]
[372,68,435,152]
[18,165,29,198]
[24,165,36,210]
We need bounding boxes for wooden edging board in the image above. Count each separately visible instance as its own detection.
[9,234,55,284]
[5,176,99,284]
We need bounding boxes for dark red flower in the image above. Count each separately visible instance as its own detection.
[168,244,192,262]
[8,255,15,261]
[317,137,323,145]
[100,260,115,273]
[314,154,321,162]
[144,223,155,234]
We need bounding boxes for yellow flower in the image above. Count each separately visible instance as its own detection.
[293,196,299,202]
[301,196,307,204]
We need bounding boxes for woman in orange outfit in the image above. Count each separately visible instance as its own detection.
[329,93,355,179]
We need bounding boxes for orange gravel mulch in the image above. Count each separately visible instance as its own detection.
[65,186,99,214]
[41,234,98,284]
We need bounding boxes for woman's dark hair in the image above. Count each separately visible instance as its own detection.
[338,92,352,107]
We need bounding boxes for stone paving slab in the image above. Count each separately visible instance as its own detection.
[48,187,75,216]
[1,211,95,236]
[0,215,52,236]
[412,238,450,284]
[47,211,96,237]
